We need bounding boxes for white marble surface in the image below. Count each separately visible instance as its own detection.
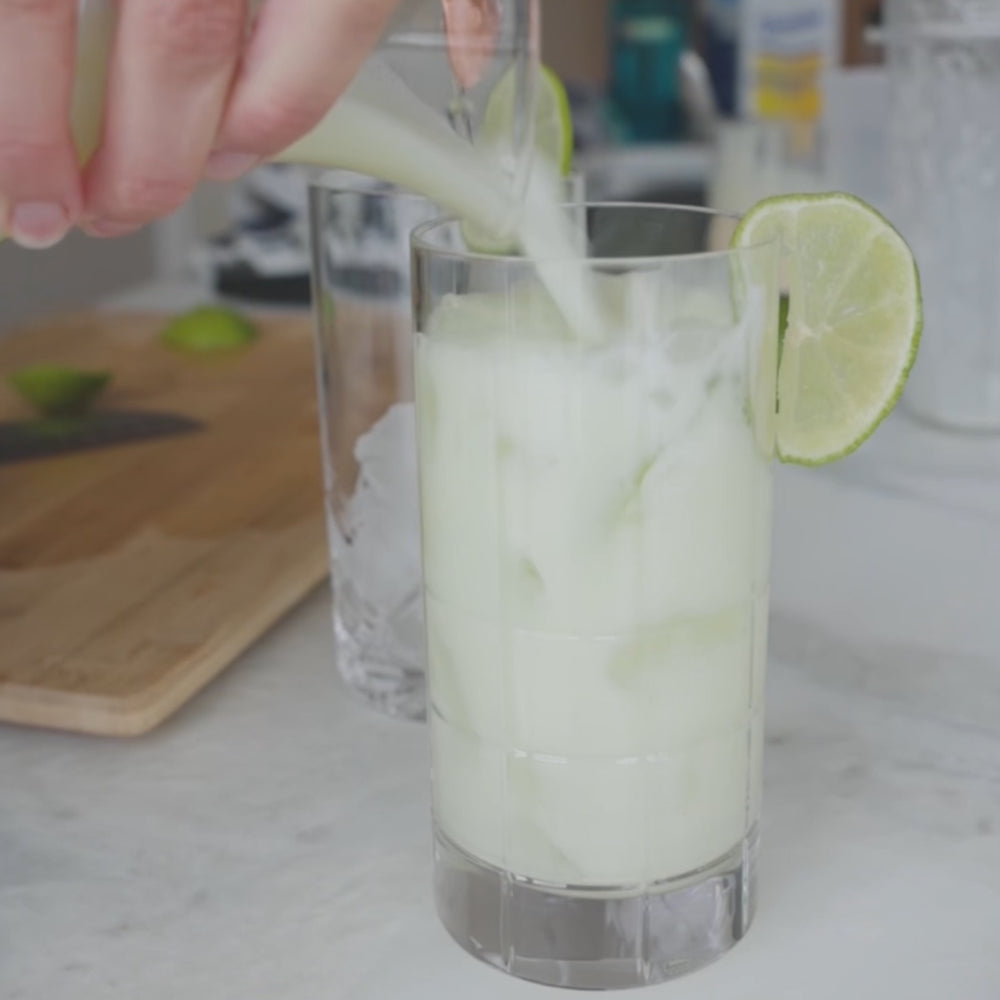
[1,289,998,999]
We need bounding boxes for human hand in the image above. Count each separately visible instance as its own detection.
[0,0,402,248]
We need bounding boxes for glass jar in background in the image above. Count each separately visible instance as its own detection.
[886,0,1000,431]
[71,1,542,240]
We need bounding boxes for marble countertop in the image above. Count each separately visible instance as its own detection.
[2,285,999,999]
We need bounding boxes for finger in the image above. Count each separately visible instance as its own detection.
[82,0,245,234]
[207,0,401,174]
[0,0,80,248]
[442,0,501,90]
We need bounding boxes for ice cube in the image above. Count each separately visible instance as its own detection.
[336,403,423,623]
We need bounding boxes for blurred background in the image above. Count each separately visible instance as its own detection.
[2,8,998,992]
[0,0,886,332]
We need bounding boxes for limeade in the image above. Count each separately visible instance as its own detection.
[416,282,775,887]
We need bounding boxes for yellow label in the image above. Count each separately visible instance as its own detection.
[753,52,823,121]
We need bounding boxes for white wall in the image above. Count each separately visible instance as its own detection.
[0,181,232,335]
[0,229,155,334]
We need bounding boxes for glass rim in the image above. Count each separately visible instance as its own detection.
[309,167,585,198]
[410,202,777,266]
[308,168,438,204]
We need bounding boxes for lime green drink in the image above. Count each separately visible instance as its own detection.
[412,206,779,988]
[411,193,920,988]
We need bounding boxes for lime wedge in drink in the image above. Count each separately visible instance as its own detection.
[482,64,574,177]
[462,65,574,253]
[8,365,111,418]
[733,192,922,466]
[161,307,258,356]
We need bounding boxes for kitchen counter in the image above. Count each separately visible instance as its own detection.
[2,287,999,999]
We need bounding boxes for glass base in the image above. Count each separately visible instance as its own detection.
[332,606,425,720]
[434,825,757,990]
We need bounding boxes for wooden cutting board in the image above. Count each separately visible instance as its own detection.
[0,310,329,737]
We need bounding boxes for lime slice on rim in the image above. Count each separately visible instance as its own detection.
[733,192,922,466]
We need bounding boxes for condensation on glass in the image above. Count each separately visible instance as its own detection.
[886,0,1000,431]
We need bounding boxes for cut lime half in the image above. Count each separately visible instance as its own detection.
[733,192,922,466]
[161,307,259,356]
[8,365,111,418]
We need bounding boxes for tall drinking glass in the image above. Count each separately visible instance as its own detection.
[310,172,441,719]
[309,170,585,719]
[412,204,779,988]
[886,0,1000,430]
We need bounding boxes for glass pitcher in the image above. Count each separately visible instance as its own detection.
[72,0,541,231]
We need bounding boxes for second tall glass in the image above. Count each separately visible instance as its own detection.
[310,172,439,719]
[310,170,585,719]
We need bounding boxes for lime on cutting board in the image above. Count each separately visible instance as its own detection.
[8,365,111,418]
[733,192,922,466]
[161,307,259,355]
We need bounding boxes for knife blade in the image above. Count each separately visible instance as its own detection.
[0,410,204,465]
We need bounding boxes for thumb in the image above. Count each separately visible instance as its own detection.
[442,0,501,90]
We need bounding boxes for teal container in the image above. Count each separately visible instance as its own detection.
[609,0,689,142]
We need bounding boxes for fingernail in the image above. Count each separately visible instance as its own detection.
[87,219,141,238]
[9,201,69,249]
[204,151,258,181]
